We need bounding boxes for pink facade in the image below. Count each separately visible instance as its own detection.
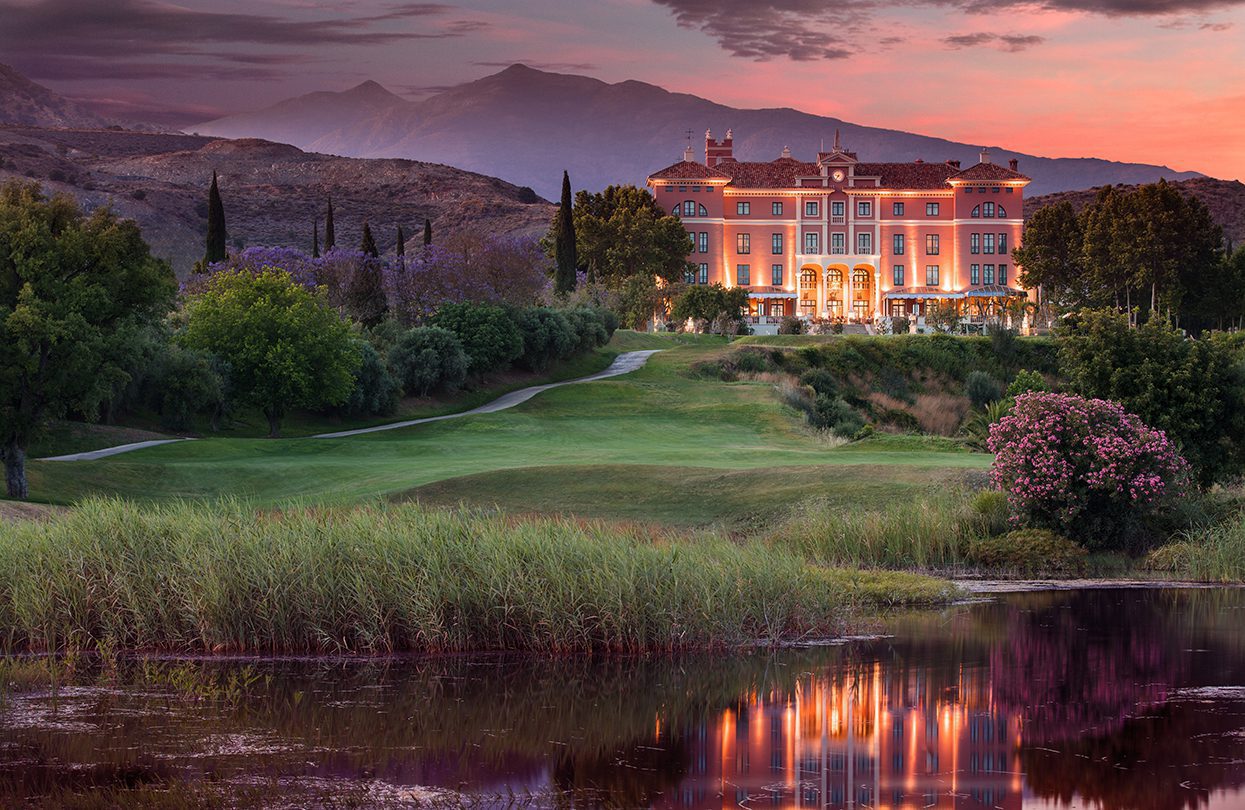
[646,131,1031,327]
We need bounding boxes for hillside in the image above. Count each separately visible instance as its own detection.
[0,63,126,129]
[199,64,1203,199]
[1026,177,1245,245]
[0,125,553,276]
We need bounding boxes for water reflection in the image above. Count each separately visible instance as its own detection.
[4,589,1245,808]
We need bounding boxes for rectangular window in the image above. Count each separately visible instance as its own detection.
[805,232,820,253]
[805,201,819,217]
[683,268,694,284]
[698,232,708,253]
[682,200,696,217]
[772,201,783,216]
[926,234,940,255]
[857,232,872,254]
[998,263,1008,285]
[736,264,750,286]
[970,233,980,254]
[771,233,783,254]
[926,202,940,216]
[737,233,750,254]
[983,233,995,255]
[857,201,872,217]
[772,264,783,286]
[925,265,940,286]
[984,264,996,285]
[983,201,995,218]
[831,232,845,254]
[893,233,905,255]
[698,263,708,284]
[893,265,905,286]
[971,264,980,285]
[736,201,751,216]
[892,202,905,217]
[831,201,845,222]
[998,233,1008,253]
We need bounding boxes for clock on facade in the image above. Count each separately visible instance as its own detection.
[831,169,845,182]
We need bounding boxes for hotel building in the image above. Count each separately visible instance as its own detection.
[646,130,1031,329]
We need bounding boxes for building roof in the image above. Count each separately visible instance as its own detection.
[951,162,1030,183]
[854,162,962,189]
[648,160,733,181]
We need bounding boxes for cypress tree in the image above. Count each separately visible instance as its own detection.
[554,170,577,294]
[423,218,432,246]
[204,170,227,266]
[324,198,336,251]
[396,224,406,257]
[360,221,379,257]
[312,220,320,258]
[346,255,388,327]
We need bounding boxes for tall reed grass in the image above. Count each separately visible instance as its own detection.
[0,499,952,655]
[1149,521,1245,582]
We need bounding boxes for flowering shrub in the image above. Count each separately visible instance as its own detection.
[987,391,1189,550]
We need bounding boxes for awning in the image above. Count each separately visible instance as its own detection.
[964,285,1025,298]
[886,287,963,300]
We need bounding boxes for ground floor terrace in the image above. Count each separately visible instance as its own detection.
[743,256,1032,333]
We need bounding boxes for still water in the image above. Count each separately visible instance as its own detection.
[4,588,1245,808]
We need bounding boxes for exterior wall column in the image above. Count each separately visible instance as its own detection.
[873,264,882,320]
[817,263,827,317]
[841,273,851,320]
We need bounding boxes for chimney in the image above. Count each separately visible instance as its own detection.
[1008,158,1019,172]
[946,159,961,170]
[705,127,734,167]
[781,145,791,159]
[914,158,924,164]
[979,147,992,164]
[683,144,695,162]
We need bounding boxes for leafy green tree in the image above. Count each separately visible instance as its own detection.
[181,268,359,437]
[1059,308,1245,487]
[148,344,225,432]
[617,274,663,331]
[204,170,227,266]
[564,307,611,352]
[431,302,523,378]
[670,283,748,332]
[554,171,578,294]
[513,307,577,371]
[0,181,176,498]
[337,340,398,416]
[1014,201,1086,307]
[324,197,336,250]
[346,257,388,327]
[389,326,469,396]
[570,185,693,286]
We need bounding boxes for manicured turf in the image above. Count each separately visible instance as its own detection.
[23,333,991,508]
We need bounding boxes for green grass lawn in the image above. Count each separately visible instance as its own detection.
[23,332,991,511]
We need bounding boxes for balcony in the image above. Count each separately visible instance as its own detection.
[830,215,846,225]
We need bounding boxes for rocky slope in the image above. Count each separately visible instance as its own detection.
[199,64,1203,199]
[1026,177,1245,246]
[0,125,553,277]
[0,63,124,129]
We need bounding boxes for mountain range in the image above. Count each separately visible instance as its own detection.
[197,64,1204,199]
[0,63,124,130]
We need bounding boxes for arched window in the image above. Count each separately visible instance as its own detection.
[983,202,995,218]
[801,268,817,286]
[826,268,843,285]
[682,200,696,217]
[971,205,980,218]
[699,203,708,217]
[852,269,870,287]
[997,205,1007,218]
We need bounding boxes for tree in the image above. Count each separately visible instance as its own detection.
[0,181,176,498]
[312,220,320,259]
[570,185,694,287]
[554,170,578,295]
[617,274,663,331]
[324,197,336,251]
[337,340,398,417]
[1058,309,1245,487]
[389,326,469,396]
[396,224,406,259]
[430,302,523,378]
[204,170,227,266]
[1014,201,1086,308]
[360,221,379,258]
[345,255,389,328]
[670,284,748,332]
[423,218,432,247]
[513,307,577,371]
[181,269,359,437]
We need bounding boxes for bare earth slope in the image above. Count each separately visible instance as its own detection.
[199,64,1203,199]
[0,125,553,277]
[1026,177,1245,245]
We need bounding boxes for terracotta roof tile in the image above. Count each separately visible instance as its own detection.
[648,160,732,180]
[951,162,1030,182]
[854,163,959,189]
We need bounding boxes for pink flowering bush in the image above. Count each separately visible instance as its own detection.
[987,392,1190,550]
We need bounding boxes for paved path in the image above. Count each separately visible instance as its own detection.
[313,349,660,438]
[37,350,661,459]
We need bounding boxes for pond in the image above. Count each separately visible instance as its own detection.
[4,587,1245,808]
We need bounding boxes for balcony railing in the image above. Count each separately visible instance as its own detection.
[830,215,845,224]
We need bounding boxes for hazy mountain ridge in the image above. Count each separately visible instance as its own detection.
[0,63,126,130]
[0,125,553,277]
[199,64,1204,199]
[1026,177,1245,246]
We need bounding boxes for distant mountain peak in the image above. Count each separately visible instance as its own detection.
[344,80,404,102]
[0,62,122,129]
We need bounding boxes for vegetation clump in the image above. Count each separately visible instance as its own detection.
[967,529,1088,576]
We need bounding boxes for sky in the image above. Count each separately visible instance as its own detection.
[1,0,1242,179]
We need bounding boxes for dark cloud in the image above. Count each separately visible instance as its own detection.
[396,83,456,97]
[1201,19,1235,27]
[653,0,1245,61]
[943,32,1046,50]
[472,61,599,72]
[0,0,483,81]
